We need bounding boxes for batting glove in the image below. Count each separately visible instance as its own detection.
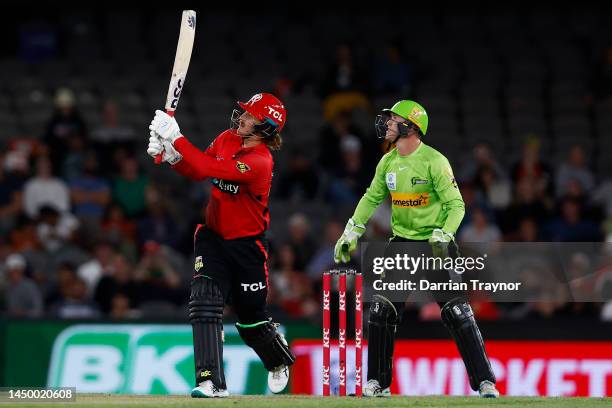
[428,228,454,258]
[149,110,182,144]
[147,133,183,165]
[334,218,366,264]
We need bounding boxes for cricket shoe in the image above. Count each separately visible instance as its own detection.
[363,379,391,397]
[191,380,229,398]
[478,380,499,398]
[268,365,290,394]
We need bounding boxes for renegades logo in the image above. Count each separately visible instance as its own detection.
[391,192,430,208]
[236,161,251,173]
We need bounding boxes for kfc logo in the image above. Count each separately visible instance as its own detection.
[323,290,330,311]
[322,328,330,348]
[339,291,346,312]
[322,365,330,386]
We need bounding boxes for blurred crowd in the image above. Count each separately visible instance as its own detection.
[1,36,612,323]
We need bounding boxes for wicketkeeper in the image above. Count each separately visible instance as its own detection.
[334,100,499,398]
[147,93,295,398]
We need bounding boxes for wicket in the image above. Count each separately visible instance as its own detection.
[322,269,362,397]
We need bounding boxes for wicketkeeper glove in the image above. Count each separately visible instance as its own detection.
[428,228,455,259]
[149,110,182,144]
[334,218,366,264]
[147,133,183,165]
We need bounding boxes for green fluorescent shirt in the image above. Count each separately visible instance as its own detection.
[352,142,465,240]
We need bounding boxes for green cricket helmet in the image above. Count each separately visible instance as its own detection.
[375,100,429,139]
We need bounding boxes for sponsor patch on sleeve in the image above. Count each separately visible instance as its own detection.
[236,161,251,173]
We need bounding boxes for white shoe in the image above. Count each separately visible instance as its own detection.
[363,379,391,397]
[478,380,499,398]
[268,365,290,394]
[191,380,229,398]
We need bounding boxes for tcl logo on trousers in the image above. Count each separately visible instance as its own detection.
[241,282,266,291]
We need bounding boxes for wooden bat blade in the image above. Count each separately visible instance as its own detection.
[165,10,196,113]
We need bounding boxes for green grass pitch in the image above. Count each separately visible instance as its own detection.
[6,394,610,408]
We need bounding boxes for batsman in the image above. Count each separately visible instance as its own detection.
[147,93,295,398]
[334,100,499,398]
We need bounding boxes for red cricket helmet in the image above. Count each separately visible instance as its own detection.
[237,93,286,134]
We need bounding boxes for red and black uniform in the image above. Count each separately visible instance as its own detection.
[172,129,273,239]
[171,129,272,324]
[177,93,294,391]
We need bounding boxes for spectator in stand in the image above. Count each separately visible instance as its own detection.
[318,110,366,174]
[43,88,87,166]
[458,207,502,243]
[2,253,42,317]
[473,165,511,211]
[137,187,180,249]
[545,198,603,242]
[270,244,318,319]
[513,217,541,242]
[69,150,111,223]
[100,203,138,260]
[556,144,595,198]
[112,156,149,218]
[276,149,319,201]
[77,239,117,295]
[0,152,24,235]
[458,142,507,184]
[499,177,553,236]
[22,155,70,219]
[62,132,87,181]
[286,213,317,271]
[45,262,78,307]
[306,220,345,279]
[91,99,137,145]
[35,205,79,253]
[94,253,140,315]
[326,135,370,205]
[50,277,99,319]
[133,241,182,305]
[510,135,552,196]
[373,42,411,95]
[319,43,368,99]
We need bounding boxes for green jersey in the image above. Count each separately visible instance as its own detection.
[352,142,465,240]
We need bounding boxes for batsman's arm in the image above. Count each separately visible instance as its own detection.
[170,137,219,180]
[172,136,265,183]
[431,156,465,235]
[351,155,390,226]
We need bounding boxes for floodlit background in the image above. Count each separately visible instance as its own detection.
[0,2,611,397]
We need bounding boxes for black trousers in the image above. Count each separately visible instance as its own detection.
[388,236,466,312]
[193,225,271,324]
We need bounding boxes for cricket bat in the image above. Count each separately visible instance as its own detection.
[154,10,197,164]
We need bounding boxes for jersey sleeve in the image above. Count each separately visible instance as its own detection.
[352,154,390,225]
[172,136,267,183]
[171,134,221,180]
[430,155,465,234]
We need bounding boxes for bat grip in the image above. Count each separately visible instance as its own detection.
[153,110,176,164]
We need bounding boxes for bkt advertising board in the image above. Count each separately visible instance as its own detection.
[46,325,273,395]
[292,340,612,397]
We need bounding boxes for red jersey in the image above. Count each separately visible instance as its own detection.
[171,130,273,239]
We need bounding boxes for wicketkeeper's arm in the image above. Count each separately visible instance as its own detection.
[351,156,390,226]
[431,157,465,235]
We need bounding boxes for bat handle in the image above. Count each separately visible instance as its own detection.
[153,110,176,164]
